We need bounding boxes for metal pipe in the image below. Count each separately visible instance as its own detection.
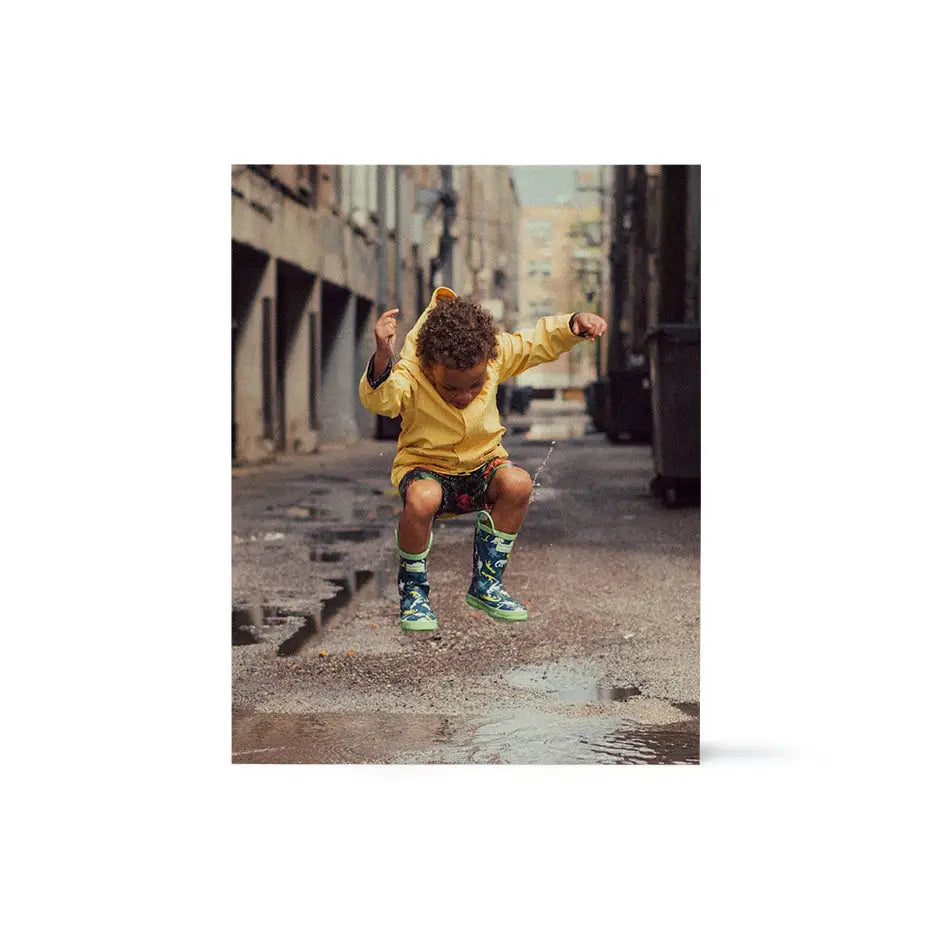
[440,165,455,288]
[394,164,403,312]
[376,165,388,310]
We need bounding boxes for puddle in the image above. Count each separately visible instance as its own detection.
[274,578,352,656]
[544,684,642,704]
[232,608,261,646]
[233,606,317,648]
[588,725,699,764]
[674,701,700,720]
[284,506,318,519]
[309,549,346,563]
[398,708,698,765]
[291,506,396,523]
[232,709,464,763]
[302,474,355,486]
[231,699,698,765]
[502,661,639,704]
[230,567,394,655]
[275,612,323,657]
[312,528,385,544]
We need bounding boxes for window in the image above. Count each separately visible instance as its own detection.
[527,260,539,276]
[526,219,553,241]
[333,165,343,212]
[349,166,368,230]
[367,166,378,219]
[296,165,318,208]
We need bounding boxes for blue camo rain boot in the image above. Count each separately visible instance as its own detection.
[397,530,438,632]
[465,510,528,621]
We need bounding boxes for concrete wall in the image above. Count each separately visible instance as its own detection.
[232,166,379,460]
[318,285,358,444]
[453,166,521,330]
[232,245,274,462]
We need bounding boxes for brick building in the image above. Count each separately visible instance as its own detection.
[515,171,603,393]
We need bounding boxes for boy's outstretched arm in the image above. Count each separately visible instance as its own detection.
[498,312,608,380]
[358,307,413,417]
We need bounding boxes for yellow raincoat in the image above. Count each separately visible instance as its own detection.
[359,286,586,488]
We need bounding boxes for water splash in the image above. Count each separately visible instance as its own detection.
[529,440,557,502]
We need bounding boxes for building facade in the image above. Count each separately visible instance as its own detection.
[515,174,603,392]
[231,165,521,463]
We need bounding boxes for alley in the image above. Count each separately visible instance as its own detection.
[232,401,699,764]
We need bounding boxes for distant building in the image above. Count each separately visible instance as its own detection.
[515,170,604,393]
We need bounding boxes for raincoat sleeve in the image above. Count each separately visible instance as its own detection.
[358,355,414,417]
[497,314,585,380]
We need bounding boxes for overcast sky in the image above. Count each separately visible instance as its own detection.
[510,165,598,206]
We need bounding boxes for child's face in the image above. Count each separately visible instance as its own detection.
[428,360,488,409]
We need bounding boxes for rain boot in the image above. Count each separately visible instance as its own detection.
[397,530,438,632]
[465,510,528,621]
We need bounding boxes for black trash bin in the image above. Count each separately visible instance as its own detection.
[604,362,652,443]
[496,384,512,418]
[509,386,533,415]
[646,323,700,507]
[586,378,608,433]
[375,414,402,440]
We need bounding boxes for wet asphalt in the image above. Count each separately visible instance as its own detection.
[232,400,700,764]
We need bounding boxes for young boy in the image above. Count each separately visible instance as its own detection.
[359,286,607,632]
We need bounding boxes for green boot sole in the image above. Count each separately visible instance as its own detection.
[465,594,529,621]
[400,613,438,632]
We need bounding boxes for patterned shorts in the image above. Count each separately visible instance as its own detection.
[399,458,512,518]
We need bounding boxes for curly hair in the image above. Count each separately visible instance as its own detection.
[416,296,499,370]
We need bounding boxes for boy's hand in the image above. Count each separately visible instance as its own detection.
[571,312,607,339]
[373,308,401,376]
[375,308,400,355]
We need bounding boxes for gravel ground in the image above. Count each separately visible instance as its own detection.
[232,402,700,763]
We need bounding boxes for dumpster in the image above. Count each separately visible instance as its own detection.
[603,361,652,443]
[496,384,533,418]
[646,323,700,507]
[496,384,512,418]
[375,414,402,440]
[509,386,533,415]
[586,378,607,433]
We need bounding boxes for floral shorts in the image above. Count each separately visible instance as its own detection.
[399,458,512,518]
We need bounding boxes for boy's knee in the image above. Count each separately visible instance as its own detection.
[494,467,533,500]
[405,479,443,517]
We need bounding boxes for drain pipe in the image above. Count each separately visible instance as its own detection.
[394,164,403,312]
[376,165,388,311]
[430,165,456,289]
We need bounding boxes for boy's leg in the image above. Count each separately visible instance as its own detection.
[398,478,443,553]
[485,465,534,533]
[466,465,533,621]
[396,477,443,632]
